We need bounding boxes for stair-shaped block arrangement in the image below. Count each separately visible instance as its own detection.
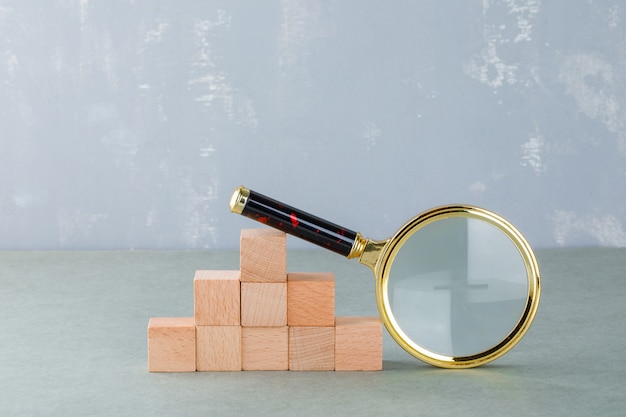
[147,228,382,372]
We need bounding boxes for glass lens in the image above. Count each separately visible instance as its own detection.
[387,216,528,358]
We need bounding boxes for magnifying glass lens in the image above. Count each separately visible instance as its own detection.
[387,217,528,358]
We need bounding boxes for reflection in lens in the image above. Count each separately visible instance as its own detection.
[387,217,528,358]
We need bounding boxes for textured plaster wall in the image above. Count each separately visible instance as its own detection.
[1,1,625,249]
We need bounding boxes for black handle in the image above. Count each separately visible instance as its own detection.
[230,186,357,257]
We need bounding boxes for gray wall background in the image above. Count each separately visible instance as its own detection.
[1,0,625,250]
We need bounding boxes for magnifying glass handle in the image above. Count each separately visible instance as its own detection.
[230,186,358,257]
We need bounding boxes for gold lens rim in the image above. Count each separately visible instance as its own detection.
[374,205,541,369]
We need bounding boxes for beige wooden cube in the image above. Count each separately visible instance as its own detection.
[194,270,240,326]
[242,327,289,371]
[241,282,287,327]
[289,326,335,371]
[240,229,286,282]
[335,316,383,371]
[148,317,196,372]
[287,272,335,327]
[196,325,242,371]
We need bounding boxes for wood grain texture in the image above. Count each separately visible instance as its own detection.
[148,317,196,372]
[193,270,240,326]
[196,325,241,371]
[287,272,335,327]
[241,326,289,371]
[240,229,286,282]
[334,316,382,371]
[241,282,287,327]
[289,326,335,371]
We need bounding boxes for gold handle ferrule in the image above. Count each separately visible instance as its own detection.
[347,232,367,259]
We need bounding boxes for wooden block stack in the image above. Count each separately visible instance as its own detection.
[240,229,289,370]
[288,272,335,371]
[194,270,242,371]
[147,228,382,372]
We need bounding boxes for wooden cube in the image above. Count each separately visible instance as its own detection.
[241,282,287,327]
[242,327,288,370]
[289,327,335,371]
[287,272,335,327]
[148,317,196,372]
[335,316,382,371]
[196,326,241,371]
[240,229,286,283]
[194,270,240,326]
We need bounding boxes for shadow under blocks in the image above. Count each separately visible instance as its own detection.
[147,228,383,372]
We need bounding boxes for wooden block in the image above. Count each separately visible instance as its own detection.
[289,327,335,371]
[148,317,196,372]
[335,316,383,371]
[196,326,241,371]
[241,282,287,327]
[287,272,335,327]
[240,229,286,282]
[194,270,240,326]
[242,327,289,371]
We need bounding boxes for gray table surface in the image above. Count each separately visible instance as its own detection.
[1,248,624,416]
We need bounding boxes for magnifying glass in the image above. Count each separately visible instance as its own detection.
[230,186,540,368]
